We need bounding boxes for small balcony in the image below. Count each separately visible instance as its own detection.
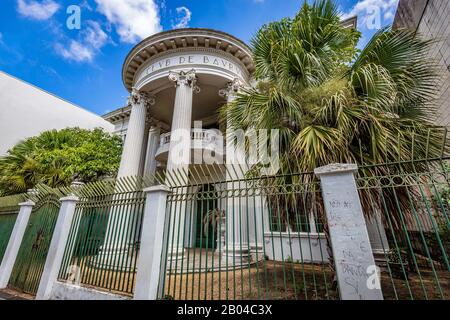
[155,129,224,164]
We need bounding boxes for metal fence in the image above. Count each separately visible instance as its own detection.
[8,194,60,295]
[158,168,335,300]
[356,159,450,300]
[0,161,448,300]
[0,194,25,261]
[57,177,146,296]
[0,212,18,263]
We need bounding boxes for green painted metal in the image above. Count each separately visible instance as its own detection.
[156,155,449,300]
[8,195,60,295]
[159,168,334,301]
[58,177,145,296]
[356,158,450,300]
[0,211,18,262]
[195,184,218,249]
[0,131,445,300]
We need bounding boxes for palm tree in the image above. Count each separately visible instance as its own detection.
[221,0,446,286]
[222,0,444,210]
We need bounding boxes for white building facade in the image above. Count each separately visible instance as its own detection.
[103,29,256,179]
[103,29,270,263]
[0,71,114,155]
[102,26,354,264]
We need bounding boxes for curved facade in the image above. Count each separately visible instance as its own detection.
[104,28,255,180]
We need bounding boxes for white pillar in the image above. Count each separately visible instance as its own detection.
[167,69,198,176]
[166,70,198,258]
[117,88,154,178]
[220,79,252,264]
[0,200,35,288]
[97,89,154,270]
[315,164,383,300]
[143,126,161,177]
[36,195,79,300]
[134,185,170,300]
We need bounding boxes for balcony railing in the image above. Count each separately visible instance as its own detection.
[156,129,224,162]
[159,129,222,147]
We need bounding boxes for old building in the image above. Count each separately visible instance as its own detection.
[394,0,450,126]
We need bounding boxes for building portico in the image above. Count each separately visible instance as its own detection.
[103,28,258,264]
[104,29,255,182]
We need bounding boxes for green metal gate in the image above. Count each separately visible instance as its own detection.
[0,211,18,262]
[8,195,60,295]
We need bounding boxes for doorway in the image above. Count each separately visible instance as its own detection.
[194,184,218,249]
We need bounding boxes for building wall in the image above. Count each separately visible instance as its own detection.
[394,0,450,126]
[0,71,114,155]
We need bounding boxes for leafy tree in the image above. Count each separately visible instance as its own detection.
[222,0,445,213]
[0,128,122,195]
[221,0,447,279]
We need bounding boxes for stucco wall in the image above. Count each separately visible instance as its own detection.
[0,71,114,155]
[394,0,450,126]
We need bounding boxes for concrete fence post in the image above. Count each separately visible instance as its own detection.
[314,164,383,300]
[134,185,170,300]
[0,200,35,288]
[36,195,79,300]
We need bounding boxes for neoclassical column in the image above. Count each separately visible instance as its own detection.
[143,126,161,177]
[166,70,199,258]
[94,89,154,270]
[219,79,253,264]
[167,69,199,178]
[117,88,155,178]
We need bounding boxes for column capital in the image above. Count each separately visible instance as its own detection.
[219,78,244,99]
[128,88,156,108]
[168,69,200,93]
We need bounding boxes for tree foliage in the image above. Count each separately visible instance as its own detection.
[0,128,123,195]
[221,0,447,228]
[223,0,445,177]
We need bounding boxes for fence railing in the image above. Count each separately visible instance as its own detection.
[0,212,18,263]
[8,194,60,295]
[356,159,450,300]
[0,161,448,300]
[0,193,25,263]
[159,171,335,300]
[57,178,146,296]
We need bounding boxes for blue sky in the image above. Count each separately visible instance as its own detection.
[0,0,399,116]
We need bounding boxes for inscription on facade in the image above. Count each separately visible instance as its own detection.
[137,53,245,82]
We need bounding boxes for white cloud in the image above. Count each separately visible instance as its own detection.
[384,10,394,21]
[55,21,109,63]
[94,0,162,43]
[83,21,108,50]
[80,0,93,12]
[172,6,192,29]
[55,41,95,62]
[0,32,6,49]
[341,0,399,25]
[16,0,60,21]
